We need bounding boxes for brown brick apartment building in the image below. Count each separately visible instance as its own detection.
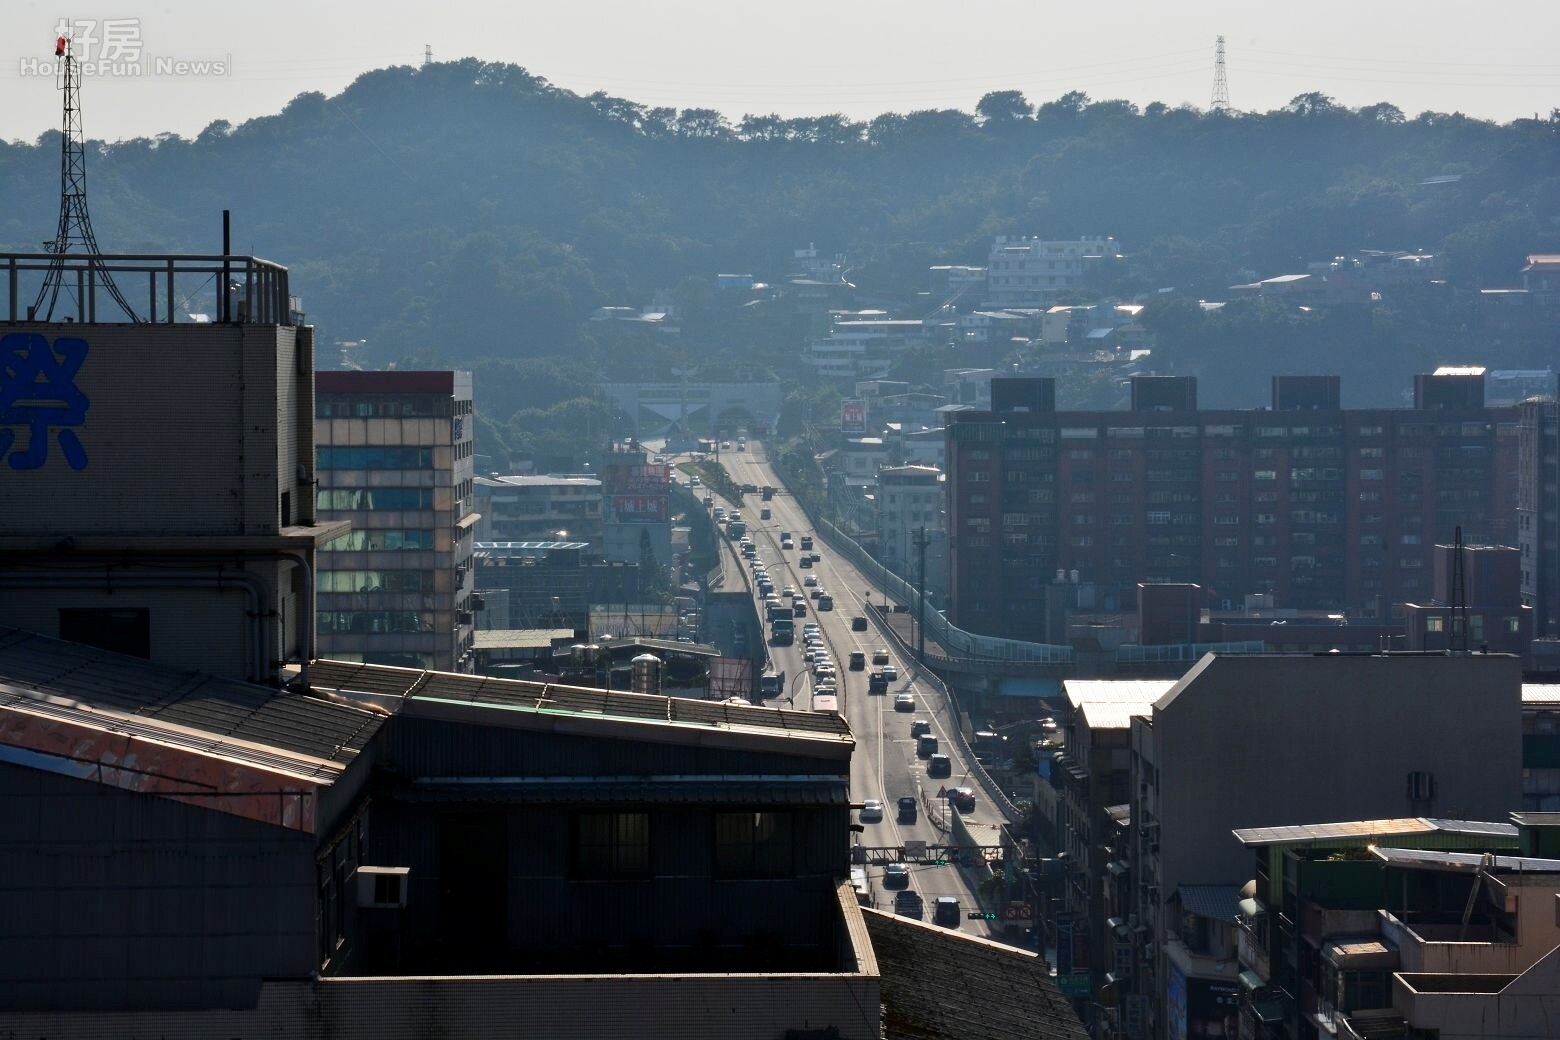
[946,373,1521,639]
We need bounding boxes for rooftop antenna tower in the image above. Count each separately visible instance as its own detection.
[423,44,432,68]
[35,32,140,322]
[1210,35,1230,113]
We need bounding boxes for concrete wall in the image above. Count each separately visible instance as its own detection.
[0,323,302,537]
[0,761,316,1012]
[1395,944,1560,1039]
[1157,654,1523,896]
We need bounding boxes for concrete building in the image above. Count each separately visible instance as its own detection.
[805,316,934,382]
[985,234,1120,307]
[597,444,674,567]
[474,475,603,546]
[945,374,1522,640]
[877,464,944,577]
[1231,816,1522,1040]
[1517,387,1560,637]
[1125,653,1523,1040]
[0,253,334,686]
[315,371,477,672]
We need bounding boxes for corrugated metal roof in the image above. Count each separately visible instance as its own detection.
[1064,679,1176,710]
[1522,684,1560,705]
[1079,701,1155,730]
[1368,847,1560,874]
[1178,884,1243,923]
[308,660,854,750]
[474,629,574,651]
[861,908,1087,1040]
[0,627,383,772]
[1233,818,1517,847]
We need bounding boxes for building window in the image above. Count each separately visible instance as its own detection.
[714,811,794,879]
[317,446,434,470]
[572,812,650,880]
[317,487,435,511]
[1426,617,1444,633]
[59,608,151,659]
[322,529,436,551]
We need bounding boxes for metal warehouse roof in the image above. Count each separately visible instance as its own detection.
[1369,847,1560,874]
[1234,818,1517,847]
[1064,679,1176,710]
[308,660,853,759]
[1178,885,1244,923]
[0,627,382,775]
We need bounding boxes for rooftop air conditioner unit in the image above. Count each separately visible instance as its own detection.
[357,866,410,909]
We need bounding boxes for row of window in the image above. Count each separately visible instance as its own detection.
[317,446,435,470]
[318,488,435,511]
[318,610,437,635]
[322,529,436,551]
[575,810,796,880]
[318,569,435,593]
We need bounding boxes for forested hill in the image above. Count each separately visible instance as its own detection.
[1,58,1557,381]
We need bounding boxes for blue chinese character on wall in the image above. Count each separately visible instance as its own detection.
[0,333,91,471]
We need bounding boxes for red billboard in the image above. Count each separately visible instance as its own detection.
[840,399,866,434]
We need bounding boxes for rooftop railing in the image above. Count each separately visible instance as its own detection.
[3,251,297,325]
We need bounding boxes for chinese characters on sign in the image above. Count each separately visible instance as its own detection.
[0,333,90,471]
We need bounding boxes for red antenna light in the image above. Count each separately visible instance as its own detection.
[55,36,67,58]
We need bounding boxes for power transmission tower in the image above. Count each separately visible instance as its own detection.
[1210,35,1230,113]
[35,33,139,323]
[424,44,433,68]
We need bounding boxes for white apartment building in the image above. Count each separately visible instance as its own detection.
[876,466,945,589]
[805,316,931,382]
[985,234,1120,307]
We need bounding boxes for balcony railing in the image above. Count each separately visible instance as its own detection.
[4,251,296,325]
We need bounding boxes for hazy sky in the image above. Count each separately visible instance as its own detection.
[2,0,1557,142]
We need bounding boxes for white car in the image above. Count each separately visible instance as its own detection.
[881,665,898,681]
[803,624,821,636]
[859,799,884,823]
[783,586,797,599]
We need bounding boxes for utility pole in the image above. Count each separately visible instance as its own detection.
[1210,35,1230,113]
[35,33,139,322]
[914,526,930,663]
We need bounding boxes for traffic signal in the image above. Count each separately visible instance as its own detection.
[967,910,998,920]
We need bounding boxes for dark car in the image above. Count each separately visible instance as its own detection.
[894,890,925,920]
[927,753,952,779]
[933,897,960,927]
[882,862,911,889]
[897,796,918,823]
[949,787,977,813]
[851,615,868,632]
[910,718,932,738]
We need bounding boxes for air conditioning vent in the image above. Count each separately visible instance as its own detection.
[357,866,410,909]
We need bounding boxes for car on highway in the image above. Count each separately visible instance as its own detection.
[881,665,898,682]
[894,692,915,711]
[859,799,884,824]
[910,718,931,738]
[793,601,807,617]
[872,649,890,665]
[933,897,960,928]
[949,787,977,813]
[882,862,910,889]
[817,594,833,611]
[868,671,888,694]
[783,586,796,599]
[897,795,918,823]
[713,506,725,521]
[917,734,938,758]
[810,587,823,600]
[691,475,702,487]
[780,535,793,549]
[849,651,865,670]
[851,615,868,632]
[927,754,952,779]
[809,552,822,563]
[799,556,812,569]
[721,440,731,449]
[803,575,819,588]
[759,507,771,520]
[893,891,924,920]
[803,623,820,636]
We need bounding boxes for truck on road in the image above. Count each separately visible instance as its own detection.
[770,617,795,645]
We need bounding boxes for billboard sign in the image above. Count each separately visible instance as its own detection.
[840,398,866,434]
[610,494,668,523]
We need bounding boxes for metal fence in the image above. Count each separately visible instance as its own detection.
[4,251,294,325]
